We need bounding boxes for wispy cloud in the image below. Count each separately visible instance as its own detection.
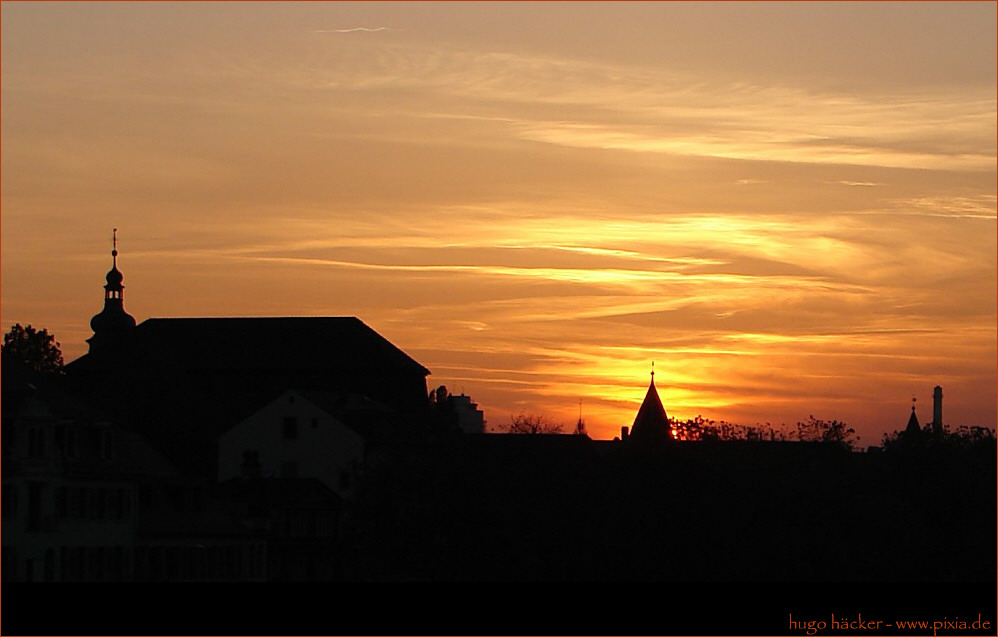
[314,27,392,34]
[833,180,882,187]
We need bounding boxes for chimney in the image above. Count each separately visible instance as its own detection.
[932,386,943,432]
[621,426,629,440]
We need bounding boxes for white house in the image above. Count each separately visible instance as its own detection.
[218,390,376,499]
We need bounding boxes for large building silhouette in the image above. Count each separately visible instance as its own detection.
[66,235,432,478]
[3,233,440,582]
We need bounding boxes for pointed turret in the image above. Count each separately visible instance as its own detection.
[629,363,672,445]
[87,229,136,354]
[904,397,921,437]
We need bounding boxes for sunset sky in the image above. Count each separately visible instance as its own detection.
[3,1,995,442]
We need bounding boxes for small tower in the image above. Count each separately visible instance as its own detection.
[628,362,672,446]
[87,229,136,354]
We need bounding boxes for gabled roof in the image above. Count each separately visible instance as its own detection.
[69,316,429,376]
[629,375,672,445]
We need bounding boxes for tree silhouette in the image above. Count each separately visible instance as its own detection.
[428,384,460,431]
[503,413,563,434]
[2,323,64,374]
[796,415,858,450]
[882,421,996,452]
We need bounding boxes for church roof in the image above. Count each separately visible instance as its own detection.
[70,317,430,376]
[629,372,672,445]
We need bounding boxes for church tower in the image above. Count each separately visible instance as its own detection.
[87,229,136,354]
[628,363,673,445]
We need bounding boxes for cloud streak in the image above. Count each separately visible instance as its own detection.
[314,27,391,34]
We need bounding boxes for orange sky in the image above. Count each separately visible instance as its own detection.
[2,2,995,443]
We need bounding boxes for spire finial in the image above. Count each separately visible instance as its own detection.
[912,396,917,413]
[112,228,119,262]
[651,360,655,380]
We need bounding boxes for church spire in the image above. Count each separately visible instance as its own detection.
[904,396,920,436]
[629,362,672,445]
[87,229,136,354]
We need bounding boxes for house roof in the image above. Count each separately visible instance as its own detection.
[68,316,429,376]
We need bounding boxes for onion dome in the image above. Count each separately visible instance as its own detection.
[105,259,124,288]
[87,229,136,353]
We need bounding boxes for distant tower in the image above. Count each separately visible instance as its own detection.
[932,386,943,432]
[628,362,672,445]
[87,229,136,354]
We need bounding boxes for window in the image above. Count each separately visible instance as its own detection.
[55,487,68,518]
[88,488,100,519]
[282,417,298,440]
[28,428,45,457]
[66,429,77,458]
[99,431,115,460]
[96,488,107,519]
[27,482,43,531]
[106,489,120,519]
[75,488,87,518]
[1,484,17,517]
[240,451,261,478]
